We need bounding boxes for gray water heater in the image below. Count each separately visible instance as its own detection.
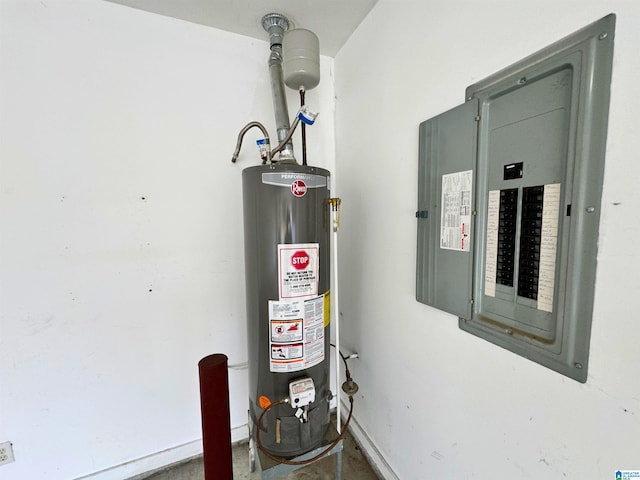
[243,163,331,456]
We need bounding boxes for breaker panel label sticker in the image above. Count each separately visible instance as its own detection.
[440,170,473,251]
[278,243,319,300]
[484,189,500,297]
[269,295,325,373]
[537,183,561,312]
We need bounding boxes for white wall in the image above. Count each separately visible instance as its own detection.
[335,1,640,479]
[0,1,335,479]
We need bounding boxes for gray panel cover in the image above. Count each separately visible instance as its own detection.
[460,14,615,382]
[417,100,478,319]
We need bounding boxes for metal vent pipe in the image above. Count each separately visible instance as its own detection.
[262,13,296,163]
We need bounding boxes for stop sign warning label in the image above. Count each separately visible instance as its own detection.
[290,250,309,270]
[278,243,319,299]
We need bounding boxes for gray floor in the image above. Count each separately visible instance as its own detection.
[139,417,380,480]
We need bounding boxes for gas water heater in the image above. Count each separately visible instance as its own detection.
[243,164,331,456]
[232,13,334,459]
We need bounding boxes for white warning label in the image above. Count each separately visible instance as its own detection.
[302,295,325,368]
[440,170,473,251]
[278,243,319,300]
[268,295,325,373]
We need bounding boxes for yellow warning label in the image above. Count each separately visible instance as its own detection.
[324,290,331,327]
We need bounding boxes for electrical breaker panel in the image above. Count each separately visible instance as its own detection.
[416,15,615,382]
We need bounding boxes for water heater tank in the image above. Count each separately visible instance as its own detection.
[283,29,320,91]
[243,163,331,457]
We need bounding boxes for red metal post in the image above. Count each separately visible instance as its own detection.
[198,353,233,480]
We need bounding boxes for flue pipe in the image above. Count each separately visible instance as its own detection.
[262,13,296,163]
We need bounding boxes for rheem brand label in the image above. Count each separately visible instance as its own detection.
[278,243,319,299]
[291,179,307,197]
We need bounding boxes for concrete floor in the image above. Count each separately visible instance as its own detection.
[139,418,380,480]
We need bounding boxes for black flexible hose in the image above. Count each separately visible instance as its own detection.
[330,343,350,374]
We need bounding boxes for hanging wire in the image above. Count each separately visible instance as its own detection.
[300,88,307,166]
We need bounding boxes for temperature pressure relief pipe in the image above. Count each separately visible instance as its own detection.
[329,197,342,432]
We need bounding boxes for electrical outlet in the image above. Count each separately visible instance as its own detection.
[0,441,15,466]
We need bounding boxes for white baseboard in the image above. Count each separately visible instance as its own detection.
[74,424,248,480]
[342,401,400,480]
[231,423,249,444]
